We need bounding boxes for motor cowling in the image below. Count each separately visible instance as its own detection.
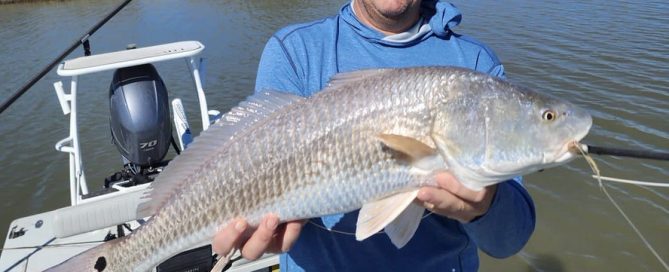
[109,64,171,167]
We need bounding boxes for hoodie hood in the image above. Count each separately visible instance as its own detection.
[422,0,462,36]
[341,0,462,46]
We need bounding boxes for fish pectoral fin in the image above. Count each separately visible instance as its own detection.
[356,190,419,242]
[384,202,425,248]
[377,134,446,173]
[377,134,437,164]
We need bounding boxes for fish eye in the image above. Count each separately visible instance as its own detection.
[542,110,557,121]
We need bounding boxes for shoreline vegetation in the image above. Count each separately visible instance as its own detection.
[1,0,70,4]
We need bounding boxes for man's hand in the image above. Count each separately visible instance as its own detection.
[416,172,498,223]
[212,214,306,260]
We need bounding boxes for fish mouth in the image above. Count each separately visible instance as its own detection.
[555,141,581,163]
[555,111,592,164]
[553,116,593,163]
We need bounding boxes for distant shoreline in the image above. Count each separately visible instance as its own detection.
[0,0,70,4]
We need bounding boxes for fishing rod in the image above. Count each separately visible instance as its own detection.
[0,0,133,115]
[579,144,669,161]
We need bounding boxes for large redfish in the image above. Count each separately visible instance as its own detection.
[47,67,592,271]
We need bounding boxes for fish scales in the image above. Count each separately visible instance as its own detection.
[123,69,436,271]
[46,67,592,271]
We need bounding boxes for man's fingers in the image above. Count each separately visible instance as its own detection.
[274,220,306,253]
[247,219,306,254]
[433,172,486,202]
[433,172,468,196]
[212,219,247,256]
[417,187,475,222]
[240,214,279,260]
[417,186,459,211]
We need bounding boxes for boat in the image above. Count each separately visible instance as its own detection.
[0,40,279,272]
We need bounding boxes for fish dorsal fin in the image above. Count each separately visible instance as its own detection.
[356,190,419,242]
[137,90,305,217]
[325,69,392,90]
[384,202,425,248]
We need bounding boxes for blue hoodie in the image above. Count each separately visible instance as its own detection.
[255,1,535,271]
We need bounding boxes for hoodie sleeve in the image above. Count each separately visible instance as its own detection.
[255,36,304,96]
[462,179,536,258]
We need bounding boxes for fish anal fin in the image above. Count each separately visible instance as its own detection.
[356,190,419,241]
[384,203,425,248]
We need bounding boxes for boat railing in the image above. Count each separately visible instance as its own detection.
[52,40,209,206]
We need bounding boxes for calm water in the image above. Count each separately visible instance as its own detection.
[0,0,667,271]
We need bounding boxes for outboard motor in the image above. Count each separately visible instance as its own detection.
[109,64,171,168]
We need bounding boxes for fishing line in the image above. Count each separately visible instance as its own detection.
[572,144,669,187]
[575,143,669,271]
[590,175,669,188]
[0,240,104,251]
[212,249,240,272]
[308,212,435,236]
[308,220,355,236]
[0,222,138,251]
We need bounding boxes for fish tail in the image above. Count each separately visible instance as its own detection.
[45,236,125,272]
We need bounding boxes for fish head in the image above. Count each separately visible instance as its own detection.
[431,80,592,186]
[515,91,593,166]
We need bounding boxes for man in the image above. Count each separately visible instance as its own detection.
[213,0,535,271]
